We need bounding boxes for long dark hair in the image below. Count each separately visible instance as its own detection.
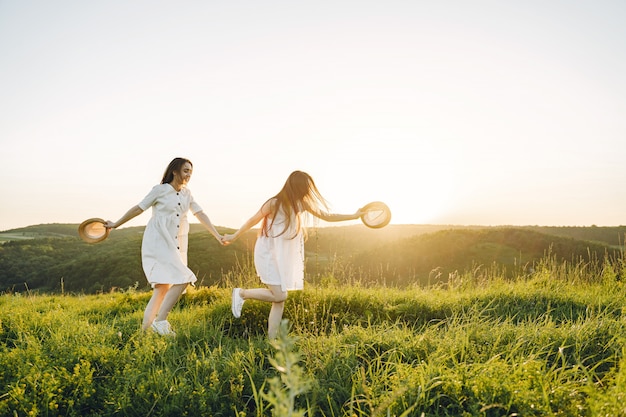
[161,158,193,184]
[262,171,329,238]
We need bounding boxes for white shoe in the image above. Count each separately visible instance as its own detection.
[151,320,176,336]
[232,288,245,318]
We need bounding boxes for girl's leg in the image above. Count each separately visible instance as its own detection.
[142,284,171,330]
[267,301,285,339]
[240,285,287,339]
[154,283,188,322]
[240,285,287,303]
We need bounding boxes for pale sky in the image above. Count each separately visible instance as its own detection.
[1,1,625,231]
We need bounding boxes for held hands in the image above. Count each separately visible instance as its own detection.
[221,234,236,246]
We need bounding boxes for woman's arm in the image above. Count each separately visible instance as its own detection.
[195,211,223,243]
[104,205,144,229]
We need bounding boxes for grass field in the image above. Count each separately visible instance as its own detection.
[2,253,626,416]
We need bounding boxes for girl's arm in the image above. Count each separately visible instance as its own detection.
[306,204,364,223]
[195,211,223,244]
[223,199,273,243]
[104,205,144,229]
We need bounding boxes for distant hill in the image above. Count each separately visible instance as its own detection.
[0,223,146,242]
[523,225,626,248]
[0,223,622,293]
[352,227,619,286]
[0,224,79,242]
[0,223,240,293]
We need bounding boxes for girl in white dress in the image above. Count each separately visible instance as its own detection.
[222,171,364,339]
[105,158,223,336]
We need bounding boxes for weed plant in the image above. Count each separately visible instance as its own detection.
[1,252,626,416]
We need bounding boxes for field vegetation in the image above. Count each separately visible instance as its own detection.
[2,223,626,416]
[2,247,626,416]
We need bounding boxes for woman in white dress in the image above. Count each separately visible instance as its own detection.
[222,171,364,339]
[104,158,223,336]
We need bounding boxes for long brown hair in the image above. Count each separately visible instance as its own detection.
[261,171,329,238]
[161,158,193,184]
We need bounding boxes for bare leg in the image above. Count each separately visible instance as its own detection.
[241,285,287,303]
[267,301,285,339]
[155,283,188,322]
[142,284,171,330]
[240,285,287,339]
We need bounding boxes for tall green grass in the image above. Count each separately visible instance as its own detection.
[1,252,626,416]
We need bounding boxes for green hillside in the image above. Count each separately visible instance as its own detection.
[0,226,244,293]
[1,223,622,294]
[525,225,626,247]
[0,224,79,242]
[353,227,619,287]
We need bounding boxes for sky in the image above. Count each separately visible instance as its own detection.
[1,1,625,232]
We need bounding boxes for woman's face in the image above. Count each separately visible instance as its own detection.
[173,162,193,186]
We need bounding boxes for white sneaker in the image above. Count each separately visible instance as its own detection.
[232,288,245,318]
[151,320,176,336]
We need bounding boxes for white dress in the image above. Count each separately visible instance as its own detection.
[137,183,202,287]
[254,207,305,292]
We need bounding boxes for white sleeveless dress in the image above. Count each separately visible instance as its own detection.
[137,183,202,287]
[254,207,305,292]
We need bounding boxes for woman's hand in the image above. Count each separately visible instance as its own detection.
[103,220,117,229]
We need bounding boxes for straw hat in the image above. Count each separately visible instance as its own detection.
[78,218,110,243]
[360,201,392,229]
